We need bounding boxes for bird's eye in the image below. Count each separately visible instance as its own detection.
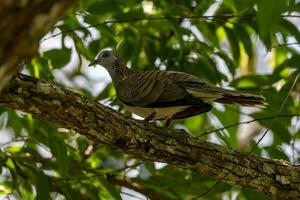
[102,52,110,58]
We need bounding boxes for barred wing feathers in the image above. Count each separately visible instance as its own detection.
[168,71,266,106]
[116,70,265,107]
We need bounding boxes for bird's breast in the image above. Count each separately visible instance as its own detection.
[124,104,189,120]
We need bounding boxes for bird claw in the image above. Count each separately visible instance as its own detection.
[144,112,156,122]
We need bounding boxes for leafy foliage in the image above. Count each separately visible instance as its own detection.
[1,0,300,199]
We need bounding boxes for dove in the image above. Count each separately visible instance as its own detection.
[89,49,265,127]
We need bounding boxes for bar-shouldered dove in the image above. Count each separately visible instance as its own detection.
[89,49,265,126]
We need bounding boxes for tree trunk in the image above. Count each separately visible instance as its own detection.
[0,0,76,91]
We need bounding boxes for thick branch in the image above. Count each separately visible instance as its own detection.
[0,0,76,91]
[0,74,300,199]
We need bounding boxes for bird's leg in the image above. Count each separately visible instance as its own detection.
[165,118,172,127]
[144,112,156,122]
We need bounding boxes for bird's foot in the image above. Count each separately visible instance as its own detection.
[144,112,156,122]
[164,118,172,127]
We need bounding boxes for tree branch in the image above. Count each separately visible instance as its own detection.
[0,0,76,91]
[0,73,300,199]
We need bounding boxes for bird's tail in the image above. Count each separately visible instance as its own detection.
[214,90,266,106]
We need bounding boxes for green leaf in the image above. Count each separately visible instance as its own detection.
[72,33,93,60]
[257,0,287,46]
[212,106,240,148]
[280,19,300,43]
[264,146,289,160]
[48,134,70,177]
[79,0,96,10]
[6,111,24,136]
[235,25,253,58]
[79,183,101,200]
[252,88,294,143]
[61,182,81,200]
[239,187,270,200]
[191,56,226,84]
[117,27,140,68]
[19,181,35,200]
[6,146,22,153]
[274,55,300,76]
[287,2,300,12]
[35,173,50,200]
[99,176,122,200]
[224,26,240,64]
[184,115,206,137]
[44,48,72,69]
[233,0,254,12]
[87,0,120,15]
[231,75,279,89]
[0,182,12,195]
[144,36,160,65]
[214,51,236,76]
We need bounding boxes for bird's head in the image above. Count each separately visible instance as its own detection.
[88,49,119,69]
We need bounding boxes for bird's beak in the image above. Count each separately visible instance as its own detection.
[88,60,98,67]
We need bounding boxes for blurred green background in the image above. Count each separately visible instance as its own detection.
[0,0,300,199]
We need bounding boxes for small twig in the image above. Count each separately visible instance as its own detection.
[40,14,300,44]
[282,14,300,18]
[199,114,300,137]
[40,14,256,43]
[57,162,142,182]
[225,106,253,117]
[115,162,142,173]
[270,42,300,50]
[109,176,174,200]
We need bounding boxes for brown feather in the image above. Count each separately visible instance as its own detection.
[215,93,266,106]
[172,104,212,119]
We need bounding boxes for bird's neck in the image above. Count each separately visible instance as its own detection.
[109,59,133,85]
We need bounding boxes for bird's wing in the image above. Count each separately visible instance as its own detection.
[116,70,203,107]
[165,71,224,102]
[167,71,265,105]
[117,70,264,107]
